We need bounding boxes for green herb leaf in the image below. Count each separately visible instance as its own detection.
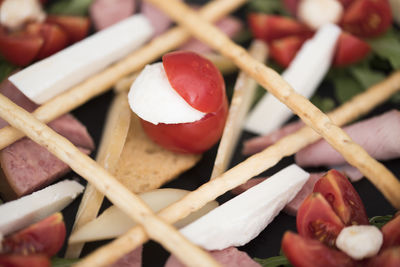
[0,59,17,83]
[254,255,293,267]
[47,0,94,16]
[349,64,386,90]
[331,71,364,104]
[51,257,80,267]
[369,215,393,229]
[311,95,335,113]
[247,0,287,15]
[368,28,400,70]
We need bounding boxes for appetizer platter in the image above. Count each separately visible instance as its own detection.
[0,0,399,266]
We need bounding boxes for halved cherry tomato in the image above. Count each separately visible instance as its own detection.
[367,247,400,267]
[26,23,68,60]
[0,254,50,267]
[269,35,307,68]
[141,97,228,154]
[283,0,300,16]
[333,32,371,67]
[313,169,369,225]
[297,192,345,247]
[142,51,228,154]
[282,231,356,267]
[247,14,313,43]
[46,15,90,43]
[341,0,393,38]
[163,51,225,113]
[381,213,400,249]
[0,29,43,66]
[337,0,356,8]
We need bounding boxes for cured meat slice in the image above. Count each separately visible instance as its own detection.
[90,0,136,31]
[109,246,142,267]
[165,247,261,267]
[0,76,94,200]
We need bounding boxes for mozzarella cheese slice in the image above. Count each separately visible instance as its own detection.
[180,164,310,250]
[244,23,341,135]
[128,62,206,125]
[9,14,154,104]
[0,180,84,236]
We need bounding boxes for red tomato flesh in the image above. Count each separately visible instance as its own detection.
[0,254,50,267]
[313,169,369,226]
[341,0,393,38]
[367,247,400,267]
[333,32,371,67]
[381,214,400,249]
[269,35,307,68]
[46,15,90,43]
[282,231,356,267]
[141,96,228,154]
[163,51,225,113]
[297,192,345,247]
[247,14,313,43]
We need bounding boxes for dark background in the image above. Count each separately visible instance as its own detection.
[60,0,399,266]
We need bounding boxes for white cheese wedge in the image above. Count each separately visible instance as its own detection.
[180,164,310,250]
[9,15,154,104]
[244,23,341,135]
[68,188,218,243]
[298,0,343,30]
[336,225,383,260]
[0,180,84,236]
[128,62,206,125]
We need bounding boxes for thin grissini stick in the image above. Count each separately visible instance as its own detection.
[143,0,400,208]
[79,72,400,267]
[0,94,222,267]
[211,40,268,179]
[113,52,237,93]
[65,92,132,258]
[0,0,246,150]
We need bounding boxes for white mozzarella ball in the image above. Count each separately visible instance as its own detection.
[298,0,343,30]
[336,225,383,260]
[0,0,45,31]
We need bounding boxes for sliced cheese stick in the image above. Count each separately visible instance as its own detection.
[0,180,84,236]
[244,23,341,135]
[9,15,154,104]
[180,164,309,250]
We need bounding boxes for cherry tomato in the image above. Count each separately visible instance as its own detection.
[367,247,400,267]
[0,254,50,267]
[0,28,43,66]
[283,0,300,16]
[247,14,312,43]
[313,169,369,225]
[26,23,68,60]
[297,192,345,247]
[269,35,307,68]
[46,15,90,43]
[341,0,392,38]
[333,32,371,67]
[141,51,228,154]
[282,231,356,267]
[381,213,400,249]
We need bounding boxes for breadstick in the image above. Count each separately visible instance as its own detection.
[0,0,246,150]
[65,92,131,258]
[78,71,400,267]
[211,40,268,178]
[0,94,221,267]
[143,0,400,208]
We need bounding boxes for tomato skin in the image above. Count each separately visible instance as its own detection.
[283,0,300,16]
[367,247,400,267]
[0,254,51,267]
[333,32,371,67]
[247,14,312,43]
[381,214,400,249]
[0,28,43,66]
[297,192,345,247]
[163,51,225,113]
[269,35,307,68]
[141,96,228,154]
[282,231,356,267]
[313,169,369,226]
[341,0,392,38]
[46,15,90,43]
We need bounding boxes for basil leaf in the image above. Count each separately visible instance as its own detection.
[247,0,287,15]
[51,257,80,267]
[311,95,335,113]
[0,59,17,83]
[349,64,385,89]
[369,215,393,229]
[47,0,94,16]
[368,28,400,70]
[331,72,364,104]
[254,255,292,267]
